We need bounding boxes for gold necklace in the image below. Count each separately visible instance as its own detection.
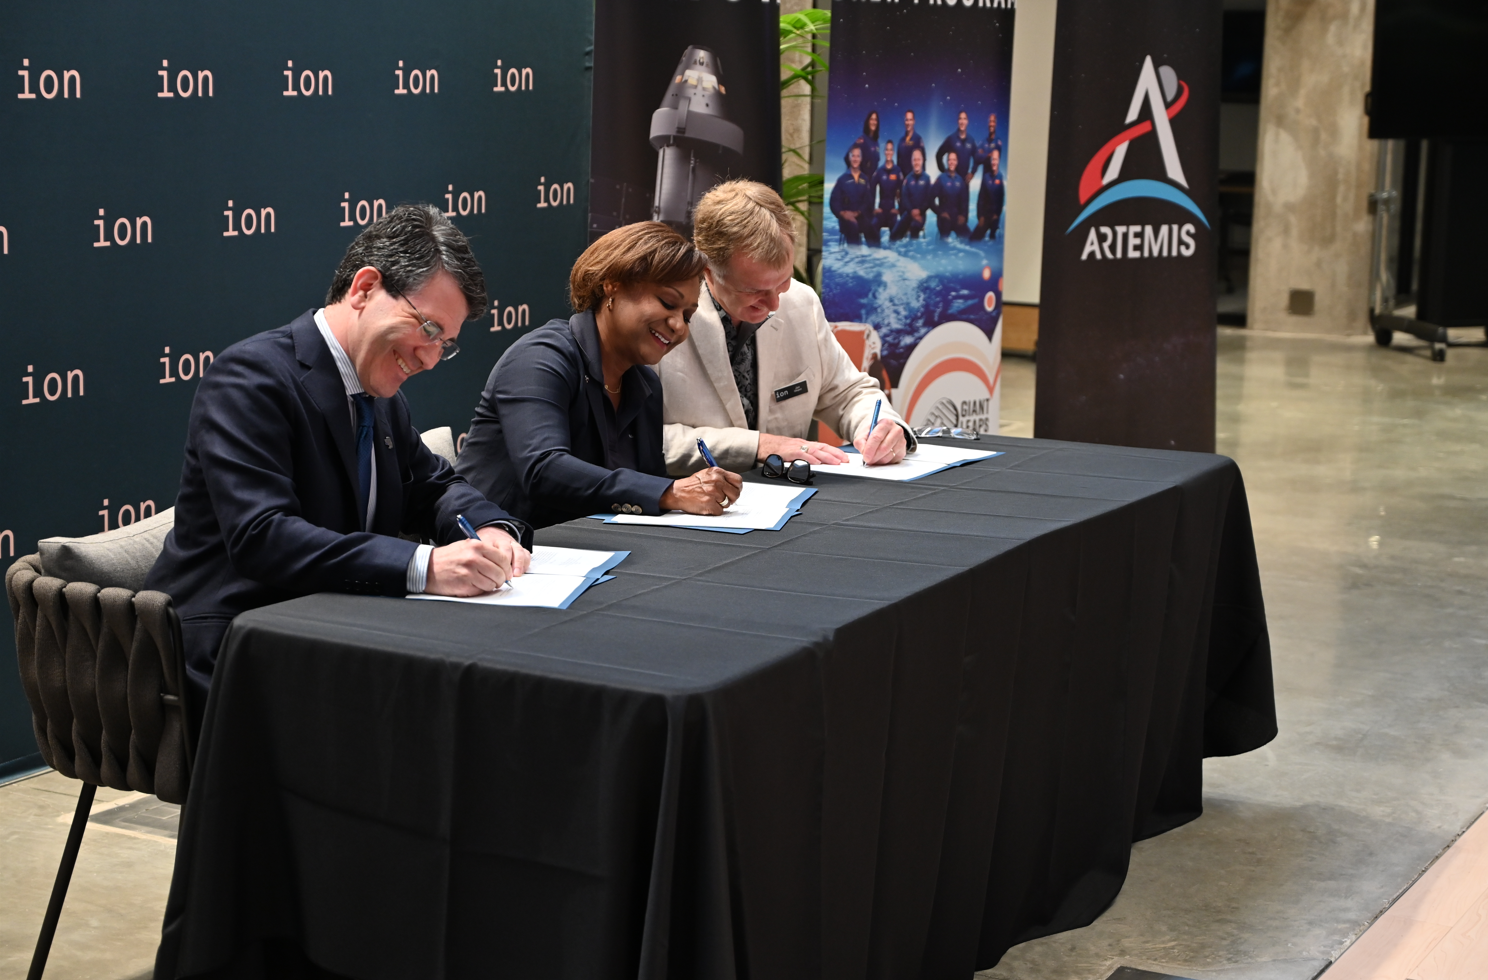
[603,380,621,394]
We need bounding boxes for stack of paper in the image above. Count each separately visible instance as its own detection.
[407,546,628,609]
[594,482,816,534]
[810,443,1003,482]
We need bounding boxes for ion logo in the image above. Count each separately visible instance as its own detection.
[1066,55,1208,234]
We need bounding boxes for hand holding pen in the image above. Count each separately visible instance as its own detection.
[658,438,743,515]
[854,399,909,465]
[423,514,528,596]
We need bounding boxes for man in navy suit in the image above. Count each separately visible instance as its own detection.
[870,138,903,245]
[973,112,1004,176]
[897,110,925,180]
[892,147,935,241]
[935,111,977,179]
[830,145,875,245]
[932,150,971,239]
[147,204,529,723]
[971,146,1006,241]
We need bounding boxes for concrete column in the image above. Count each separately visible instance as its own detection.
[1247,0,1376,335]
[781,0,817,278]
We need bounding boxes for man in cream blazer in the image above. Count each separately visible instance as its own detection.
[661,180,916,475]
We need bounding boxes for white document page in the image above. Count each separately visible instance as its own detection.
[405,546,624,608]
[608,482,807,530]
[809,454,950,481]
[408,573,596,608]
[811,443,1002,481]
[905,444,1001,465]
[525,546,622,578]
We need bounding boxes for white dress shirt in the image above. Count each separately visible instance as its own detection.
[314,309,435,593]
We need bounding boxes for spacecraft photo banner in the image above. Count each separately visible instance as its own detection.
[0,0,593,770]
[1034,0,1220,452]
[587,0,782,239]
[820,0,1015,438]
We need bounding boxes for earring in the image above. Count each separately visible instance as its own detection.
[606,297,614,311]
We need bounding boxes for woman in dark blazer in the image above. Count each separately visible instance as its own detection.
[456,222,742,528]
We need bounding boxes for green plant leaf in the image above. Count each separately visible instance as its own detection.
[779,8,831,95]
[780,7,831,281]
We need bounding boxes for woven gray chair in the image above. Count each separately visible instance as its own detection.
[6,425,451,976]
[5,511,192,980]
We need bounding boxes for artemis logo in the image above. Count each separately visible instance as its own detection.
[1066,55,1209,237]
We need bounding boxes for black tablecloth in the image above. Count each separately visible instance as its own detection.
[156,436,1275,980]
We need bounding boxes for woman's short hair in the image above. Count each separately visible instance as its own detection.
[691,180,796,272]
[569,222,707,312]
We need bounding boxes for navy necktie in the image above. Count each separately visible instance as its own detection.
[354,393,374,530]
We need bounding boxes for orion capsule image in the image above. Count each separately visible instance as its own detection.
[649,46,745,233]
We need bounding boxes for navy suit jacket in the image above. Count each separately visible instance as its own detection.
[146,310,518,698]
[829,170,874,221]
[455,312,674,529]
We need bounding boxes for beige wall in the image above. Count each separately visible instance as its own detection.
[1002,0,1058,306]
[781,0,816,276]
[1248,0,1376,334]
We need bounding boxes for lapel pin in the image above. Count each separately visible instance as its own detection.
[383,436,392,448]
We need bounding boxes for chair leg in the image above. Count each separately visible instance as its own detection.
[27,782,96,980]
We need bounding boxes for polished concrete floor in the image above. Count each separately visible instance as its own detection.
[2,328,1485,979]
[980,328,1488,980]
[0,774,175,979]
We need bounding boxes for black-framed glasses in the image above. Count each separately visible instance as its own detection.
[402,297,460,361]
[913,425,980,441]
[761,454,813,485]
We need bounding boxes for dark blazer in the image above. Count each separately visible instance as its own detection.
[146,310,517,702]
[456,312,674,529]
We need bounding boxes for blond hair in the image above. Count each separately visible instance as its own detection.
[568,222,707,312]
[691,180,796,272]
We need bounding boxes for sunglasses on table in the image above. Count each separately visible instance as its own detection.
[761,454,813,485]
[913,425,980,441]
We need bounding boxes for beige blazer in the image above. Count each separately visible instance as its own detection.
[660,279,909,474]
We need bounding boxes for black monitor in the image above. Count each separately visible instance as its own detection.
[1221,11,1265,103]
[1369,0,1488,138]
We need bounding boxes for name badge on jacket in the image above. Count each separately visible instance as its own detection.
[774,380,809,402]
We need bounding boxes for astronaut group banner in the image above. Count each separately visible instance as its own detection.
[0,0,593,771]
[588,0,781,240]
[822,0,1016,438]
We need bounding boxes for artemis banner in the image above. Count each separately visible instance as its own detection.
[0,0,593,771]
[1034,0,1221,452]
[821,0,1016,439]
[588,0,781,239]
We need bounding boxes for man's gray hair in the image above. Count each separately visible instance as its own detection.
[326,204,488,319]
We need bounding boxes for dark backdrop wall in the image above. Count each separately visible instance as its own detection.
[0,0,594,772]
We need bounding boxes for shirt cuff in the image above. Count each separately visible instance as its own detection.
[406,543,434,593]
[479,520,523,543]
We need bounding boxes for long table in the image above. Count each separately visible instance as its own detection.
[156,436,1275,980]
